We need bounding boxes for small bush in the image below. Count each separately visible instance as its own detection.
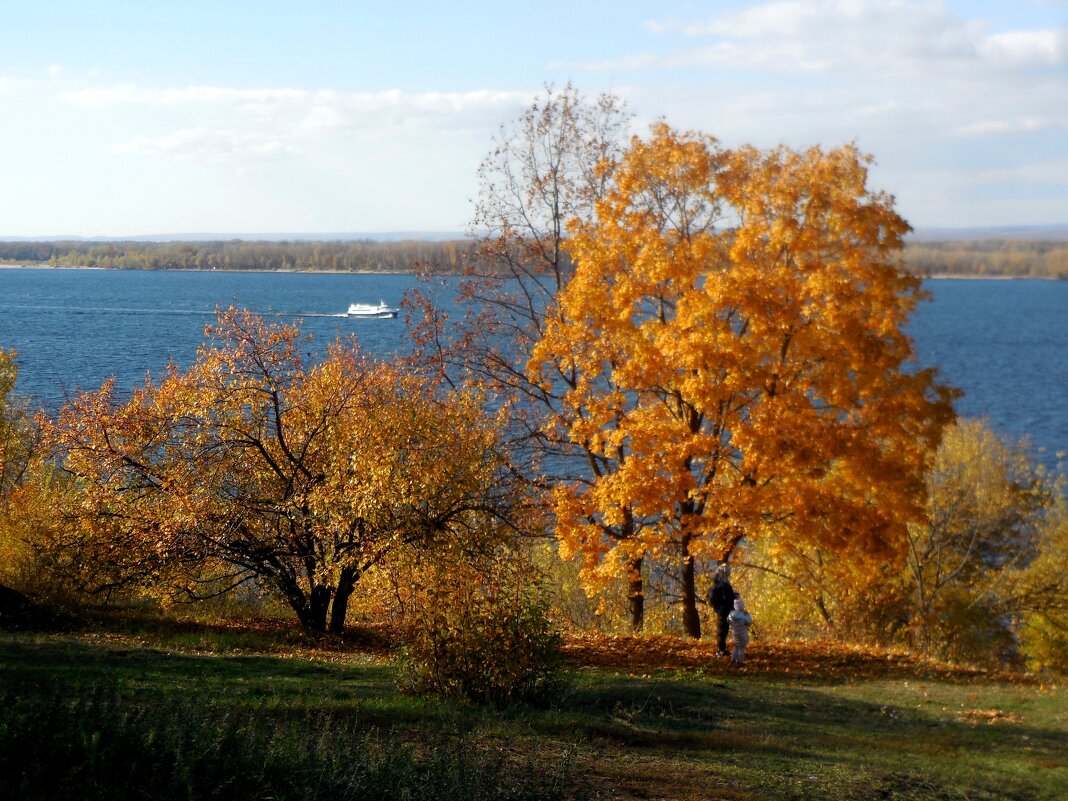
[397,548,564,707]
[1020,613,1068,673]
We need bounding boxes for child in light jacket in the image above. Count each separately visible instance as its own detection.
[727,597,753,665]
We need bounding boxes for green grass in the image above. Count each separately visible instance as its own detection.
[2,626,1066,800]
[550,667,1068,800]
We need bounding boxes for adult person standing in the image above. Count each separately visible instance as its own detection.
[708,565,736,658]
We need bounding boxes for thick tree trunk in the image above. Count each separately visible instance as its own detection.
[276,573,333,633]
[276,570,356,634]
[681,536,701,639]
[308,585,331,632]
[275,575,320,632]
[328,567,358,635]
[627,555,644,632]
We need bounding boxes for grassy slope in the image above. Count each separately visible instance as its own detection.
[2,621,1066,801]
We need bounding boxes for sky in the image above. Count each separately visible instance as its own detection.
[1,0,1065,238]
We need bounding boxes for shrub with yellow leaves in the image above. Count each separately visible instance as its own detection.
[393,537,564,707]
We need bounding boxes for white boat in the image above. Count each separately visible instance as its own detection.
[346,301,399,319]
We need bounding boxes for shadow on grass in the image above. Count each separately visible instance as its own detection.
[538,671,1068,800]
[1,636,581,801]
[548,670,1068,754]
[4,632,1066,801]
[5,634,1064,757]
[0,635,440,732]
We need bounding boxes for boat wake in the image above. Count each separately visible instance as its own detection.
[3,304,352,319]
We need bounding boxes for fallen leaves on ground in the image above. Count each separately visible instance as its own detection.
[560,632,1030,682]
[56,615,1045,684]
[958,708,1023,725]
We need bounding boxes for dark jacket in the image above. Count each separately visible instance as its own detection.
[709,579,735,616]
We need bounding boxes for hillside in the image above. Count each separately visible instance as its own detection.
[3,620,1064,801]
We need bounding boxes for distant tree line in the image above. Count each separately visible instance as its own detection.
[905,239,1068,279]
[0,239,481,274]
[1,237,1065,278]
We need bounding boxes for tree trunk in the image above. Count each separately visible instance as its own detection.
[275,575,320,632]
[328,567,358,634]
[627,555,644,632]
[275,573,344,634]
[681,536,701,639]
[308,585,331,632]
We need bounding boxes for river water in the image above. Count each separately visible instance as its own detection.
[1,268,1065,472]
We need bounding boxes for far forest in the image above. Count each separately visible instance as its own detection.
[1,236,1067,279]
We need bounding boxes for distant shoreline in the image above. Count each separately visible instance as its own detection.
[1,263,1061,280]
[0,264,405,275]
[924,273,1062,281]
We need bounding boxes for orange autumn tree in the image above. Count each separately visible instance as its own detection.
[40,308,519,633]
[409,84,651,626]
[530,124,955,638]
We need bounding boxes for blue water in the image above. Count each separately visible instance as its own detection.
[908,279,1068,471]
[0,268,435,404]
[1,268,1065,471]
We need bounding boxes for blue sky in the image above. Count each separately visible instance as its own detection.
[1,0,1065,237]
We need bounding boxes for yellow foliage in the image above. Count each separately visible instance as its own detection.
[379,533,563,706]
[529,124,955,636]
[36,308,525,633]
[738,420,1068,671]
[0,347,33,500]
[0,348,64,602]
[1013,489,1068,671]
[903,420,1059,663]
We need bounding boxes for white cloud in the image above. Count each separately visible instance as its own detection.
[60,84,528,117]
[599,3,1067,157]
[956,117,1053,137]
[951,157,1068,188]
[6,2,1065,234]
[610,7,981,79]
[663,40,835,72]
[978,30,1068,67]
[113,128,299,166]
[0,73,38,95]
[679,0,856,38]
[63,84,316,109]
[628,1,1068,79]
[53,82,533,169]
[593,1,1068,230]
[299,104,345,133]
